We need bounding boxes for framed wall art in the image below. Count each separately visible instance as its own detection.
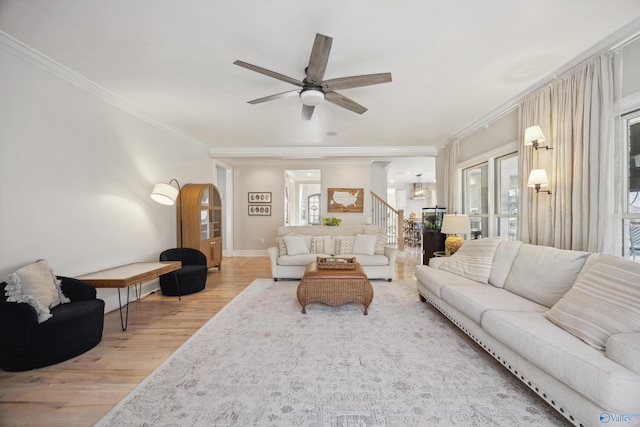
[327,188,364,213]
[248,192,271,203]
[248,205,271,216]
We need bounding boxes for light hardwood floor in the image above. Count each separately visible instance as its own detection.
[0,252,421,426]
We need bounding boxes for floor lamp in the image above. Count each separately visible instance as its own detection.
[151,179,182,247]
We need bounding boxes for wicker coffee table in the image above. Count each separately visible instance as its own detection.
[297,261,374,315]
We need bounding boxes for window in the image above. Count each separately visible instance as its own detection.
[461,151,519,241]
[627,111,640,213]
[463,163,488,239]
[496,154,519,241]
[623,110,640,259]
[307,193,321,225]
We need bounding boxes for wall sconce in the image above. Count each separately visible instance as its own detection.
[151,179,181,205]
[440,213,470,255]
[524,125,553,151]
[527,169,552,195]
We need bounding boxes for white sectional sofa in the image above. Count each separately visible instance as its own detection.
[415,238,640,427]
[268,225,398,281]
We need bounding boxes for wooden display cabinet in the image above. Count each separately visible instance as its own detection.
[178,183,222,270]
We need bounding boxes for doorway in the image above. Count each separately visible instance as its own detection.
[284,170,321,225]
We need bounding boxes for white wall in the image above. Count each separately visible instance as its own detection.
[370,161,388,201]
[622,37,640,97]
[0,48,213,313]
[233,165,285,254]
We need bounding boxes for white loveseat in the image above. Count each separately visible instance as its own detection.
[415,238,640,427]
[268,225,398,281]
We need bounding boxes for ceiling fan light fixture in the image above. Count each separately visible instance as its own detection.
[300,89,324,106]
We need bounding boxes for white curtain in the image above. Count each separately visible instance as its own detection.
[443,140,460,213]
[518,52,617,253]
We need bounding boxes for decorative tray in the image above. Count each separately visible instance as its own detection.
[317,256,356,270]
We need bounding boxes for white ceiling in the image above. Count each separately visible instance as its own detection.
[2,1,640,185]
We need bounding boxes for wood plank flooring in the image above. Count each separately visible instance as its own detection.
[0,252,420,426]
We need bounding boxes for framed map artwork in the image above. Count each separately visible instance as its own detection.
[327,188,364,213]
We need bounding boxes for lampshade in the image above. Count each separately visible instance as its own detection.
[524,125,546,146]
[151,182,179,205]
[300,89,324,106]
[527,169,549,187]
[441,214,470,235]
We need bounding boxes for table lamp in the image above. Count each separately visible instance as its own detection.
[441,214,470,255]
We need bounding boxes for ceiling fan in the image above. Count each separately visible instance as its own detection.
[233,33,392,120]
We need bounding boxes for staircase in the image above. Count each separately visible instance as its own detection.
[370,191,405,251]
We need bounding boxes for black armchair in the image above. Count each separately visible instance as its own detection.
[159,248,208,299]
[0,276,105,372]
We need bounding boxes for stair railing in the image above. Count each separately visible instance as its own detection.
[370,191,404,251]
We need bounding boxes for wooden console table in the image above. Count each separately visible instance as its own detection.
[77,261,181,331]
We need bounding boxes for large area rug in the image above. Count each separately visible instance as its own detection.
[97,279,568,426]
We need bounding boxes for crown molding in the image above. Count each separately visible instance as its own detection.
[0,31,209,152]
[441,16,640,149]
[209,145,438,159]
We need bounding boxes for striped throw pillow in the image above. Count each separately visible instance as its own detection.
[437,238,501,284]
[544,254,640,351]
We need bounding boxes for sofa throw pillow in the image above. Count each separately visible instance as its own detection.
[544,254,640,351]
[335,236,355,255]
[437,238,501,284]
[289,233,312,252]
[311,236,336,255]
[352,234,377,256]
[275,237,288,256]
[283,235,310,256]
[488,240,523,288]
[4,259,70,323]
[364,226,387,255]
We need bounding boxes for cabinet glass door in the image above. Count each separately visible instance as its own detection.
[200,209,210,240]
[200,187,210,206]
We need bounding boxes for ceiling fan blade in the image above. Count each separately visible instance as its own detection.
[247,90,300,104]
[325,91,367,114]
[306,33,332,84]
[301,104,315,120]
[233,60,303,87]
[323,73,392,91]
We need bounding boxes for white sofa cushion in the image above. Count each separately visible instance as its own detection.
[276,254,319,266]
[488,240,523,288]
[544,254,640,351]
[341,254,389,266]
[504,244,590,308]
[607,333,640,376]
[415,265,480,299]
[441,284,547,324]
[438,238,501,284]
[482,310,640,413]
